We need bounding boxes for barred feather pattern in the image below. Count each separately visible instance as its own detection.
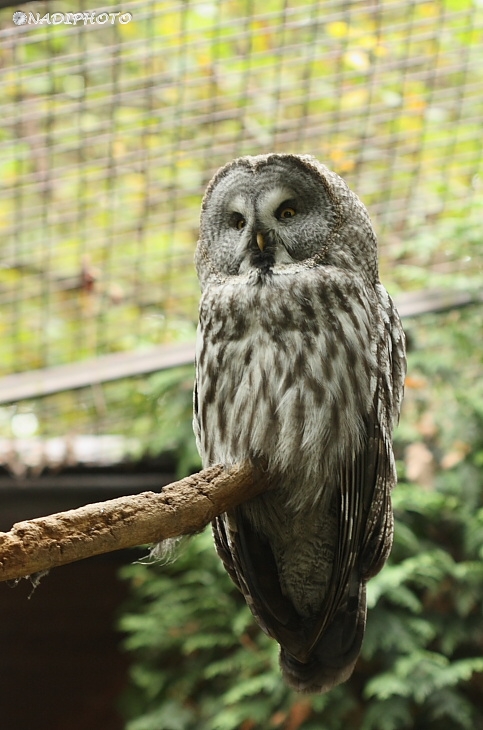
[194,154,406,694]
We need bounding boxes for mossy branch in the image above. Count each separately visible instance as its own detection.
[0,463,262,583]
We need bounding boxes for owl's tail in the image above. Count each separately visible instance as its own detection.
[279,583,367,694]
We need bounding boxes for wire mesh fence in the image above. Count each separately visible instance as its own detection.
[0,0,482,459]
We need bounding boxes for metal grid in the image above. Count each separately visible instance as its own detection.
[0,0,482,457]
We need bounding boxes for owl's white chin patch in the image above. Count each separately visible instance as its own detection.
[238,257,253,276]
[274,245,295,265]
[237,244,294,276]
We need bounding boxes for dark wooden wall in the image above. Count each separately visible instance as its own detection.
[0,553,130,730]
[0,462,176,730]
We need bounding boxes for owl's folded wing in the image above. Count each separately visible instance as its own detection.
[212,386,395,692]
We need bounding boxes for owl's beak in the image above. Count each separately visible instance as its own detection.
[256,232,265,251]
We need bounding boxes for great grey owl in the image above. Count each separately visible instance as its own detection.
[193,153,406,694]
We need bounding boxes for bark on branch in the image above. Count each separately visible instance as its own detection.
[0,463,262,583]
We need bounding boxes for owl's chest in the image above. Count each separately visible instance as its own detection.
[199,271,375,371]
[196,271,378,471]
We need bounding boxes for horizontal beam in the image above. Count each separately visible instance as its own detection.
[0,289,480,405]
[0,341,195,405]
[393,287,482,319]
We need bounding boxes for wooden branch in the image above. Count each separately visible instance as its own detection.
[0,463,262,583]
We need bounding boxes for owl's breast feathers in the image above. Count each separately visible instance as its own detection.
[194,264,405,693]
[196,267,382,477]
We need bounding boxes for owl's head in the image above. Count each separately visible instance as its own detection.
[196,154,379,289]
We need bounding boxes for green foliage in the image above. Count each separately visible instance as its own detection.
[119,530,286,730]
[120,305,483,729]
[132,366,201,477]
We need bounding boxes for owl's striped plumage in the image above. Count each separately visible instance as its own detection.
[194,154,406,693]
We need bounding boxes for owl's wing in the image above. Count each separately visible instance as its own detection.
[213,510,307,657]
[192,376,201,454]
[297,307,402,676]
[212,380,398,694]
[376,283,407,429]
[211,291,406,693]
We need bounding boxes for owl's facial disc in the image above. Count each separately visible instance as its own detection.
[197,154,380,291]
[197,158,336,285]
[228,185,301,275]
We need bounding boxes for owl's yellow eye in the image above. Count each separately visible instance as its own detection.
[279,207,296,220]
[236,217,246,230]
